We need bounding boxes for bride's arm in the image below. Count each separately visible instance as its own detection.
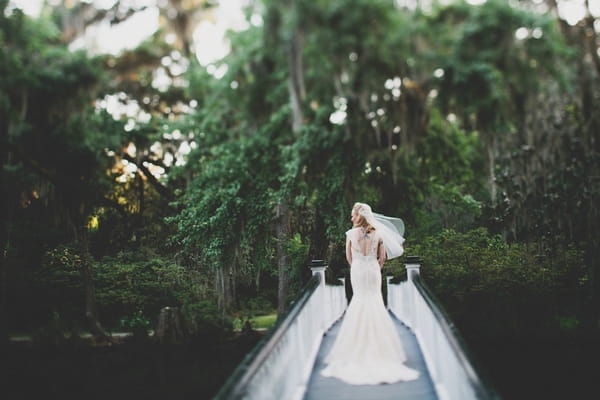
[377,238,386,269]
[346,237,352,266]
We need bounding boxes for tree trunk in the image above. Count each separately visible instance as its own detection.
[215,266,225,312]
[122,153,172,200]
[156,306,185,344]
[74,217,112,343]
[308,208,327,261]
[276,202,291,316]
[0,154,11,344]
[255,268,260,294]
[485,133,498,203]
[228,252,237,312]
[0,96,25,344]
[288,27,306,134]
[0,234,8,344]
[135,170,145,244]
[215,261,235,314]
[274,20,306,316]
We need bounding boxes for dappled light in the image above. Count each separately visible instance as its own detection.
[2,0,600,399]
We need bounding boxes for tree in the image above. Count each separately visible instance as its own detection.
[434,0,568,202]
[0,6,119,340]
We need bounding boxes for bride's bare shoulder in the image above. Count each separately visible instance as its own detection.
[345,227,358,238]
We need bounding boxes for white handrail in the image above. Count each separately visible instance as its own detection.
[386,257,495,400]
[215,261,347,400]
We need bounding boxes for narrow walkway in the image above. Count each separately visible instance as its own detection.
[303,312,438,400]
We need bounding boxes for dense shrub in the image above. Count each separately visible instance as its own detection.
[410,228,587,338]
[34,245,86,328]
[182,301,233,341]
[94,252,176,328]
[119,310,152,339]
[95,251,239,339]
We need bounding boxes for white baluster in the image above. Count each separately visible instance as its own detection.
[384,256,482,400]
[225,259,349,400]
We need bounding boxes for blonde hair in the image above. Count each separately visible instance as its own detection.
[352,202,375,231]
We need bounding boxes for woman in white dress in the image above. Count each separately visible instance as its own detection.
[321,202,419,385]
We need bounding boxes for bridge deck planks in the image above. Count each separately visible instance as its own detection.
[303,312,438,400]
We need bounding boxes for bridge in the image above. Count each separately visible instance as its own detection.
[215,257,499,400]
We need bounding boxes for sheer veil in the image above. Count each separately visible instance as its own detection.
[355,203,405,259]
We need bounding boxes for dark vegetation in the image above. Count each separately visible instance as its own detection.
[1,0,600,398]
[1,333,262,399]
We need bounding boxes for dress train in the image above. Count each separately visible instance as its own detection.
[321,229,419,385]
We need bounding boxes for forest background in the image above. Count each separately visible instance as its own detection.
[1,0,600,399]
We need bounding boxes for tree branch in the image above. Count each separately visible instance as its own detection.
[122,153,173,200]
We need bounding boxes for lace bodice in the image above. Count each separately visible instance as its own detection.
[346,227,381,257]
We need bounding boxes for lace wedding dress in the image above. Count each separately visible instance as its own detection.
[321,227,420,385]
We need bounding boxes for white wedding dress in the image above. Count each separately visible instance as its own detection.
[321,227,420,385]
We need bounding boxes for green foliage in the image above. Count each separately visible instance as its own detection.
[119,310,152,338]
[3,0,600,363]
[182,301,233,339]
[232,314,277,331]
[95,258,158,320]
[285,233,310,294]
[167,126,281,266]
[436,0,570,130]
[418,183,483,234]
[1,7,119,238]
[94,251,195,327]
[44,245,83,273]
[411,228,587,337]
[152,261,212,305]
[94,250,235,338]
[419,108,484,189]
[495,131,600,244]
[236,296,275,317]
[34,245,85,324]
[407,109,486,235]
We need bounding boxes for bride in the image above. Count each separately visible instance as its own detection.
[321,202,419,385]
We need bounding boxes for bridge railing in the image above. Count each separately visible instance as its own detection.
[214,260,347,400]
[386,256,498,400]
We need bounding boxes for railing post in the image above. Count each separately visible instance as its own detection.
[405,255,422,281]
[310,259,327,285]
[385,274,394,309]
[404,256,422,329]
[385,274,393,286]
[310,259,327,332]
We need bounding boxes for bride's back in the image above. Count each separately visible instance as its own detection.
[349,227,380,257]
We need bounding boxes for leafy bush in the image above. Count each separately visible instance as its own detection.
[409,228,587,338]
[34,245,86,325]
[182,301,233,340]
[286,233,310,295]
[418,183,483,234]
[237,296,275,316]
[119,310,152,339]
[232,314,277,332]
[94,252,174,327]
